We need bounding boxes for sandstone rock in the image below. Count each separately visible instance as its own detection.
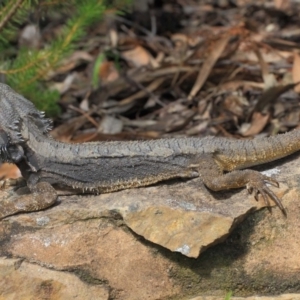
[0,219,179,300]
[0,174,287,259]
[0,257,108,300]
[189,295,300,300]
[1,153,300,299]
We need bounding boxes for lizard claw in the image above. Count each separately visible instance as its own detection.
[261,184,287,216]
[263,176,279,188]
[246,174,286,216]
[247,186,253,194]
[252,186,271,208]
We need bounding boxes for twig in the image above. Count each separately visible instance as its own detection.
[0,0,25,32]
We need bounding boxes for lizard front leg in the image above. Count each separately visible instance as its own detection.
[0,181,57,219]
[198,154,286,215]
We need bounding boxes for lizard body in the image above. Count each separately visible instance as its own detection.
[0,83,297,218]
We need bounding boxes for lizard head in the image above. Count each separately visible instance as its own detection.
[0,83,53,145]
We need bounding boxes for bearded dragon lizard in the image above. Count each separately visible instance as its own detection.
[0,83,297,218]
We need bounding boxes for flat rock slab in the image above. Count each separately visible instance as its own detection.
[0,160,291,258]
[0,219,180,299]
[0,257,109,300]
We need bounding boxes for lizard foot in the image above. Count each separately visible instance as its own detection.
[246,174,286,216]
[0,181,57,219]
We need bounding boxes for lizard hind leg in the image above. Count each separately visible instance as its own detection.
[0,181,57,219]
[198,154,286,216]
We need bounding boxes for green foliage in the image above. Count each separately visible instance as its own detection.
[224,291,233,300]
[92,53,106,89]
[0,0,132,116]
[0,0,35,51]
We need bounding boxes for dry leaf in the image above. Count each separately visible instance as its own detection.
[99,61,119,83]
[251,83,298,118]
[240,112,270,137]
[254,47,277,89]
[122,45,153,67]
[274,0,290,10]
[186,121,209,136]
[222,94,247,118]
[51,111,97,142]
[79,98,89,111]
[55,51,93,74]
[171,33,188,58]
[98,116,123,134]
[0,163,21,179]
[109,28,118,47]
[52,73,77,94]
[292,51,300,93]
[119,77,165,106]
[165,110,196,133]
[188,35,230,100]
